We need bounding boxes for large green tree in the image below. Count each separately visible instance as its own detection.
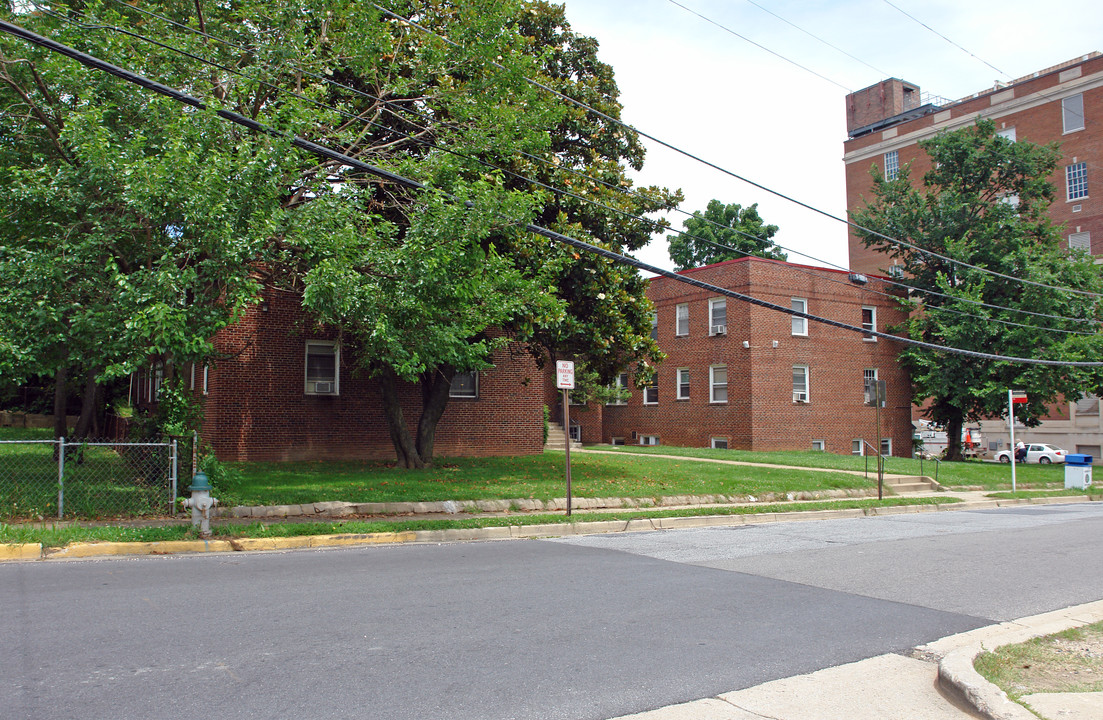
[667,199,783,271]
[852,119,1103,460]
[1,1,676,465]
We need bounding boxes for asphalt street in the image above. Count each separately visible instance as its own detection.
[3,502,1102,720]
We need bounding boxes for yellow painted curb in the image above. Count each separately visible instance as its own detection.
[46,540,235,559]
[230,531,417,552]
[0,543,42,561]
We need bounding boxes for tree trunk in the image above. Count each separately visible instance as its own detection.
[377,367,424,469]
[52,365,68,440]
[415,366,455,465]
[72,367,100,440]
[944,414,964,462]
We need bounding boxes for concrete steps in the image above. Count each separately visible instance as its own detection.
[882,475,941,493]
[545,421,582,451]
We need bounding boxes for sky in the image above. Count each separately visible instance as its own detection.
[558,0,1103,274]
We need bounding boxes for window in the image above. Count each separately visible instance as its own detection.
[792,365,809,403]
[883,150,899,180]
[676,368,690,399]
[996,126,1017,142]
[709,298,727,335]
[449,371,479,398]
[710,365,728,403]
[149,362,164,402]
[1069,231,1091,252]
[864,368,881,406]
[711,438,728,450]
[852,439,863,456]
[643,380,658,405]
[811,440,825,451]
[607,372,629,406]
[791,298,807,336]
[650,311,658,340]
[639,435,659,446]
[1067,162,1088,201]
[202,365,209,396]
[1076,395,1099,416]
[675,303,689,336]
[1063,93,1085,133]
[861,306,877,340]
[610,437,625,446]
[305,341,339,395]
[880,438,892,457]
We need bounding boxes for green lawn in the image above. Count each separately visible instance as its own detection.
[219,451,874,507]
[588,445,1067,490]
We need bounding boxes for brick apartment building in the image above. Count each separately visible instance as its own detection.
[842,53,1103,456]
[143,289,547,462]
[568,257,914,457]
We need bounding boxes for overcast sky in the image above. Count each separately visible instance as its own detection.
[559,0,1103,274]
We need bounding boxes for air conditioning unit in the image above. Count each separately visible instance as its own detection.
[313,381,335,394]
[711,324,727,335]
[793,392,808,403]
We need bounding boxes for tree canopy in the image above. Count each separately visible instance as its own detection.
[852,119,1103,460]
[0,0,677,464]
[667,199,783,271]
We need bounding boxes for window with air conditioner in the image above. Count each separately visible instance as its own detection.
[450,371,479,399]
[676,368,690,400]
[862,306,877,341]
[709,298,727,335]
[1063,93,1085,133]
[791,298,807,336]
[792,365,809,403]
[305,341,339,395]
[675,303,689,336]
[710,365,728,403]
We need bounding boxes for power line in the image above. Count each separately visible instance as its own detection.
[25,1,1103,334]
[372,3,1103,301]
[2,17,1100,369]
[662,0,851,91]
[880,0,1012,80]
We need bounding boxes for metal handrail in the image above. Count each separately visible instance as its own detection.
[861,439,886,499]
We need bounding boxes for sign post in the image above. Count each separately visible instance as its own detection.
[1009,390,1028,492]
[556,361,575,516]
[866,378,887,499]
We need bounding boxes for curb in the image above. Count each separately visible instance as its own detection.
[1,493,1097,562]
[923,600,1103,720]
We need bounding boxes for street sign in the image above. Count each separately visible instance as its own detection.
[556,360,575,390]
[1011,390,1028,404]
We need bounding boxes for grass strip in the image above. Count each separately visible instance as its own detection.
[1,496,958,547]
[985,489,1101,500]
[974,620,1103,700]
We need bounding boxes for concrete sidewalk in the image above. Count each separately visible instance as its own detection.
[608,601,1103,720]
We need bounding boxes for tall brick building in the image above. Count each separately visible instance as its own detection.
[842,53,1103,456]
[571,258,913,457]
[844,53,1102,276]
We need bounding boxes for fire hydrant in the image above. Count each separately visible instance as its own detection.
[180,471,218,538]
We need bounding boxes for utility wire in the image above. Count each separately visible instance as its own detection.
[374,3,1103,301]
[1,18,1099,369]
[27,0,1103,333]
[662,0,851,91]
[880,0,1012,81]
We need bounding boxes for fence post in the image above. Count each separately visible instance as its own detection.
[171,438,178,514]
[57,436,65,519]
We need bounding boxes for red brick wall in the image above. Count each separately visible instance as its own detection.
[599,258,913,456]
[845,55,1103,276]
[200,291,546,462]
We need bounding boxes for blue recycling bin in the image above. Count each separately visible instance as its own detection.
[1064,454,1093,490]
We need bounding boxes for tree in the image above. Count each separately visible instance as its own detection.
[667,199,784,271]
[1,1,676,465]
[852,119,1103,460]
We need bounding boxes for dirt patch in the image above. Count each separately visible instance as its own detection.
[975,622,1103,698]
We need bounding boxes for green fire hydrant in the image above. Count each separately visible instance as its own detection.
[180,471,218,538]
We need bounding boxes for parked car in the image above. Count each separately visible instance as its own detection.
[993,444,1067,464]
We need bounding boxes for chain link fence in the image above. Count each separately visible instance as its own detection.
[0,437,177,520]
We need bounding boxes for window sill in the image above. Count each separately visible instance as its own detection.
[709,401,728,405]
[863,337,877,342]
